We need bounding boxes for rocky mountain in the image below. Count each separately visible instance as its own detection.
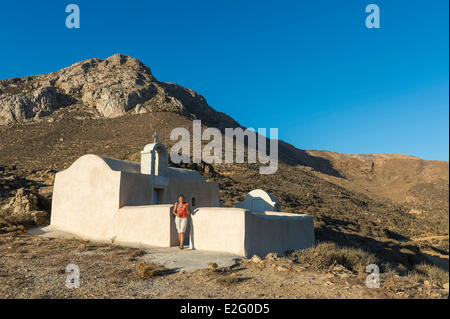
[0,54,237,129]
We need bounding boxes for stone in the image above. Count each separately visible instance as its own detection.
[265,252,279,261]
[135,104,148,114]
[12,206,22,214]
[135,104,142,113]
[277,266,289,272]
[207,262,218,269]
[32,211,49,226]
[443,283,449,290]
[250,255,262,263]
[0,86,63,125]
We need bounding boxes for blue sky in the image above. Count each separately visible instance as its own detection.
[1,0,448,160]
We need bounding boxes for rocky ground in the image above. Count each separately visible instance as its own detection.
[0,231,447,299]
[0,166,53,233]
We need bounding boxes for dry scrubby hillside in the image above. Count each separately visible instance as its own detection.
[0,54,448,276]
[306,151,449,235]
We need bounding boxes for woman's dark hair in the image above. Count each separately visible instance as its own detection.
[178,194,185,199]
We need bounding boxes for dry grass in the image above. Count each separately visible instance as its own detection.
[215,276,241,286]
[289,242,378,273]
[408,262,449,285]
[136,262,166,278]
[207,262,219,270]
[128,249,146,261]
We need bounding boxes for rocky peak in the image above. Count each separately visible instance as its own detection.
[0,54,238,128]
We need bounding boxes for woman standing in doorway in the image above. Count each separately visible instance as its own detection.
[173,194,190,249]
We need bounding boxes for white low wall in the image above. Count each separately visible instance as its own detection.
[190,208,247,255]
[113,205,178,247]
[191,208,314,257]
[244,211,315,257]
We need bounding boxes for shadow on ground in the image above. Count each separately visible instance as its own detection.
[315,219,449,273]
